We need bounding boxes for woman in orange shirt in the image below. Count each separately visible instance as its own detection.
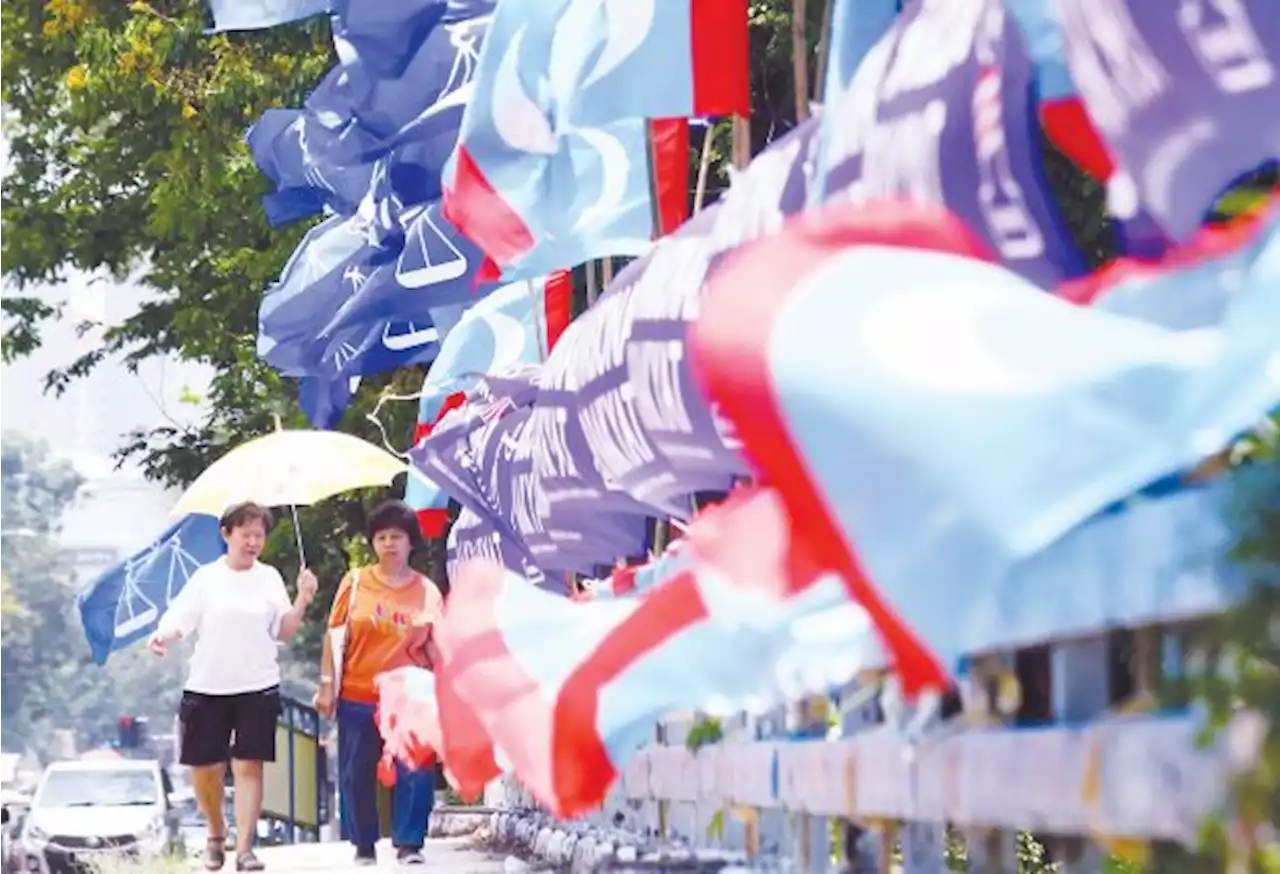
[314,500,444,866]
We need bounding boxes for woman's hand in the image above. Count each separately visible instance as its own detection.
[296,568,318,606]
[146,630,175,657]
[313,681,336,719]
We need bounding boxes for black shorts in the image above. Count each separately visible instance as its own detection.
[178,686,281,766]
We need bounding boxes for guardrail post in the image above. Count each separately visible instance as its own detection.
[286,703,296,843]
[1052,633,1111,874]
[961,652,1018,874]
[654,722,670,842]
[837,675,885,874]
[788,695,830,873]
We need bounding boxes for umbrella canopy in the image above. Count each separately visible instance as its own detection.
[170,429,406,520]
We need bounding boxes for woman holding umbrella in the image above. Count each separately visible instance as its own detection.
[313,500,445,867]
[147,501,319,872]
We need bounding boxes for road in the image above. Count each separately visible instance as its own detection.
[254,838,511,873]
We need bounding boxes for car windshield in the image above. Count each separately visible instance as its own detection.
[39,769,159,808]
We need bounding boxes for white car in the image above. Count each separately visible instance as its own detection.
[17,759,183,873]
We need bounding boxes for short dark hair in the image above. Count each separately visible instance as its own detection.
[220,501,274,533]
[366,499,420,545]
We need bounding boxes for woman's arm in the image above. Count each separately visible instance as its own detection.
[274,569,317,642]
[319,628,336,683]
[154,567,207,642]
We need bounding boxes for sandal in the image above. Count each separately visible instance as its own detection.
[235,850,266,871]
[203,837,226,871]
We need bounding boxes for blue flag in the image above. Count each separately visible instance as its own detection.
[206,0,330,31]
[246,1,493,227]
[257,202,483,379]
[77,515,225,665]
[296,313,447,428]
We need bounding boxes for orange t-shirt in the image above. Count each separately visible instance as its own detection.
[328,566,444,704]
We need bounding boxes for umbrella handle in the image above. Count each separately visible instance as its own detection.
[289,503,306,569]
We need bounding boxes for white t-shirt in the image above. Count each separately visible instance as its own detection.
[157,558,293,695]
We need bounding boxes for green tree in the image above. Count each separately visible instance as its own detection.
[1,435,85,753]
[1,0,425,675]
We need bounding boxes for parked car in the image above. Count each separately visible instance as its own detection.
[16,759,183,873]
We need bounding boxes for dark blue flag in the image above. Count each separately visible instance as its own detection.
[77,515,225,665]
[257,202,483,380]
[247,0,493,227]
[296,314,445,428]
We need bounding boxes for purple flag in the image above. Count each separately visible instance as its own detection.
[476,407,647,573]
[601,124,823,507]
[820,0,1086,288]
[446,507,550,589]
[408,403,502,531]
[1054,0,1280,242]
[536,294,692,521]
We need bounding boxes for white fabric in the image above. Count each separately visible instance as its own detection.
[158,557,292,695]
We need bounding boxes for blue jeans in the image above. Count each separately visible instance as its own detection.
[337,700,435,852]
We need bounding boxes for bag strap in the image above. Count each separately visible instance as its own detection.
[337,569,362,672]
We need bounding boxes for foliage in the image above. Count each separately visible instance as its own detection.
[0,434,187,757]
[1,434,84,750]
[1,0,435,675]
[684,716,725,753]
[1179,428,1280,872]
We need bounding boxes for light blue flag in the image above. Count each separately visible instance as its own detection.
[405,276,564,519]
[443,0,659,280]
[808,0,900,206]
[77,516,225,665]
[763,240,1279,673]
[206,0,330,32]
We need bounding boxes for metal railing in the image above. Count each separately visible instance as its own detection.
[261,697,329,844]
[493,619,1263,873]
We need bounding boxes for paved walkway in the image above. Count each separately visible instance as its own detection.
[255,838,511,873]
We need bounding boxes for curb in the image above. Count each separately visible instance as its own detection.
[482,808,758,872]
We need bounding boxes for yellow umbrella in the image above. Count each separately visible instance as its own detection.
[169,427,406,561]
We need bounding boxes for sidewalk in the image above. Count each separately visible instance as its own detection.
[254,838,509,873]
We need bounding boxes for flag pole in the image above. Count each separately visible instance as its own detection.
[585,260,600,306]
[792,0,811,120]
[814,0,834,108]
[694,124,716,212]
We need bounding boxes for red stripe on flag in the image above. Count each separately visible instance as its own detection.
[690,200,996,695]
[415,508,450,539]
[609,564,639,596]
[690,0,750,116]
[435,663,500,802]
[650,119,691,236]
[444,147,535,271]
[551,571,707,815]
[1038,97,1113,183]
[542,269,574,350]
[414,391,468,444]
